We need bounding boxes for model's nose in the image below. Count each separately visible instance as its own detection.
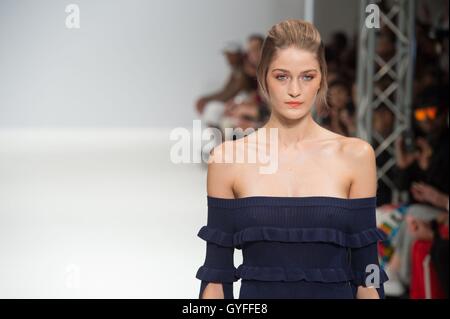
[288,80,301,98]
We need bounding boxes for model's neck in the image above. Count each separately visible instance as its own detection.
[263,113,320,150]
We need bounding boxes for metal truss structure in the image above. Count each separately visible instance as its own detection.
[356,0,416,203]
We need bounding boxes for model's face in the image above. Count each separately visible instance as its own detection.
[266,46,322,120]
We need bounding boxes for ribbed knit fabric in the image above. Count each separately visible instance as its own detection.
[196,196,389,299]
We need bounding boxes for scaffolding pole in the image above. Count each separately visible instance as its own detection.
[356,0,416,203]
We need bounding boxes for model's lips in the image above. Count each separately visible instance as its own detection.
[285,101,303,107]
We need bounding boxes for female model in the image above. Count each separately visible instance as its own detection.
[195,19,388,299]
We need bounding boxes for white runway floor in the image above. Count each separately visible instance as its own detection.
[0,128,242,298]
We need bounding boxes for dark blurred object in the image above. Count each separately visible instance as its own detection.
[434,28,449,42]
[415,85,447,113]
[412,85,449,140]
[402,129,417,154]
[430,219,449,298]
[195,41,250,115]
[329,31,348,54]
[393,83,449,207]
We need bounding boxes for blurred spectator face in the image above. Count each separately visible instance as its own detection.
[328,83,350,110]
[406,214,433,240]
[327,71,338,84]
[266,46,322,120]
[373,107,394,138]
[414,105,440,133]
[246,38,263,67]
[376,33,395,60]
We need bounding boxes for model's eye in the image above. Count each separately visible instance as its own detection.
[276,74,288,81]
[302,75,314,81]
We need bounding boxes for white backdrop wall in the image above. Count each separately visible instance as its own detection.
[0,0,307,128]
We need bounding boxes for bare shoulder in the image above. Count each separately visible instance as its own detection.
[207,140,240,199]
[340,137,377,198]
[314,133,375,168]
[340,137,376,162]
[305,127,375,163]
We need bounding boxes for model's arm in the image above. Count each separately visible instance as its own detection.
[198,142,238,299]
[347,139,383,299]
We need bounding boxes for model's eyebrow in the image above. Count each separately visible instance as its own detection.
[271,68,318,73]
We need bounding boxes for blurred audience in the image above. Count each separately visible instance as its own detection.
[196,42,247,127]
[321,80,356,137]
[386,85,449,297]
[196,34,269,145]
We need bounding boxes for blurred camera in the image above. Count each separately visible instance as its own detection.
[402,129,416,153]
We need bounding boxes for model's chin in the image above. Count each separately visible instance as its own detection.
[277,107,311,119]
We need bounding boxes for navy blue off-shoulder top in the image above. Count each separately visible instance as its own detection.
[196,195,389,299]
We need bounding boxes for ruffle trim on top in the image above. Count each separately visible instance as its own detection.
[197,225,388,248]
[236,264,352,282]
[196,264,389,285]
[197,226,234,247]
